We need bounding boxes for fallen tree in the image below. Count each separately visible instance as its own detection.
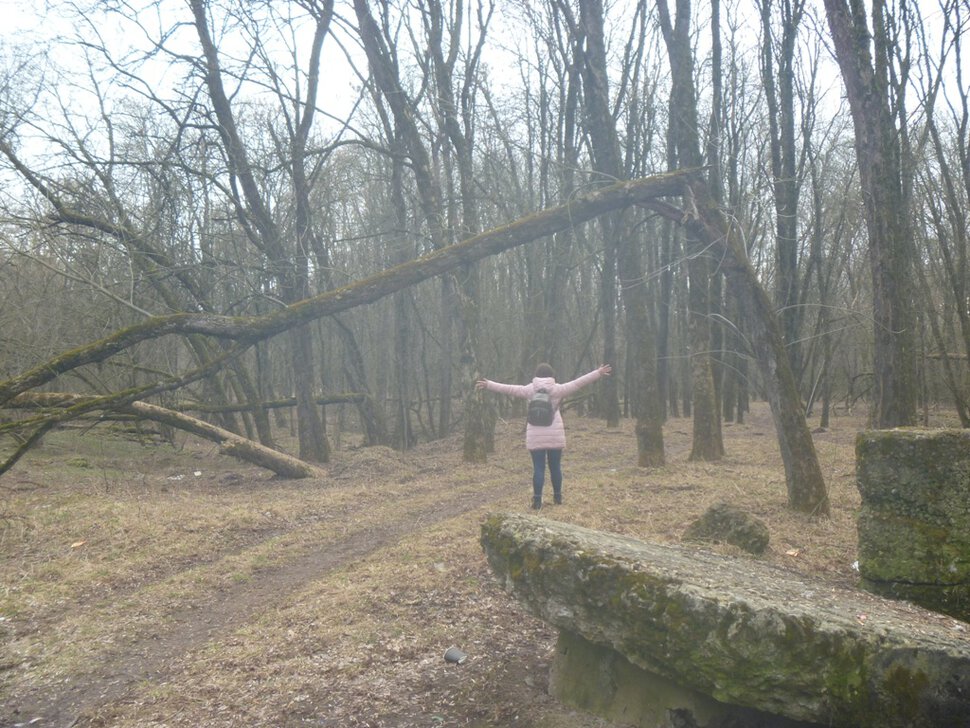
[124,402,323,478]
[0,171,697,408]
[3,393,323,478]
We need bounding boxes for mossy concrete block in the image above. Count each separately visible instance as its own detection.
[550,629,815,728]
[856,429,970,620]
[481,513,970,728]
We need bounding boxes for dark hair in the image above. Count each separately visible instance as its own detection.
[534,362,555,378]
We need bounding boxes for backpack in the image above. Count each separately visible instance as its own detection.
[527,388,555,427]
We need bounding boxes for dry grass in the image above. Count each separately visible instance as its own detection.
[0,402,920,726]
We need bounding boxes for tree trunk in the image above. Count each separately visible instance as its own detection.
[658,216,676,421]
[578,0,663,462]
[657,0,723,461]
[678,181,830,515]
[5,394,323,478]
[389,148,419,450]
[687,248,724,461]
[822,0,918,428]
[600,221,622,428]
[126,401,323,478]
[332,317,389,446]
[761,0,805,382]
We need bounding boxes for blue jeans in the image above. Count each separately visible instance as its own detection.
[530,449,563,499]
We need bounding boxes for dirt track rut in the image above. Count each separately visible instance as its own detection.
[4,479,521,727]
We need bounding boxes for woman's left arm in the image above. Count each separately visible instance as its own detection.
[555,364,611,397]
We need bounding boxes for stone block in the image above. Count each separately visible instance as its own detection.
[481,512,970,728]
[549,629,815,728]
[856,429,970,621]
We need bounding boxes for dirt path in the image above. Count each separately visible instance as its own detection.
[4,476,526,727]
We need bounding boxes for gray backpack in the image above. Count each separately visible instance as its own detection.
[527,388,555,426]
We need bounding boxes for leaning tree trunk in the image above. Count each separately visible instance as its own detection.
[0,174,700,480]
[685,181,829,515]
[0,172,700,410]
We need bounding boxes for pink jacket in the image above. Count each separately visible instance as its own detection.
[482,368,605,450]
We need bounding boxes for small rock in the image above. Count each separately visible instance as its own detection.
[682,501,769,555]
[443,646,467,664]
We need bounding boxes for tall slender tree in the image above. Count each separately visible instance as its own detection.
[189,0,331,461]
[651,0,828,513]
[573,0,665,465]
[759,0,805,383]
[656,0,724,460]
[823,0,919,427]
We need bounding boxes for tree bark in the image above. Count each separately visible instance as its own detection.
[657,0,724,461]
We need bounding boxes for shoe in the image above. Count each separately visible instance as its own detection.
[553,493,563,505]
[531,497,542,510]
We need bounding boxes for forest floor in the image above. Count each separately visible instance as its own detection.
[1,401,958,727]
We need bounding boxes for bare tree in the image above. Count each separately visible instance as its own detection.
[651,0,828,513]
[569,0,665,465]
[656,0,724,461]
[352,0,487,453]
[759,0,806,382]
[418,0,494,461]
[187,0,332,460]
[822,0,919,428]
[913,0,970,424]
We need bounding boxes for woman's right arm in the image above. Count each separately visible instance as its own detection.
[478,379,532,399]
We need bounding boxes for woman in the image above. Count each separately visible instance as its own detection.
[476,362,612,510]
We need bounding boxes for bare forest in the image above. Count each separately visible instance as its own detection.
[1,0,969,723]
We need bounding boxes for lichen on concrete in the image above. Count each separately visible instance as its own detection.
[856,429,970,621]
[481,512,970,728]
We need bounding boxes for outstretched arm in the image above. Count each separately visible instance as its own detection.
[477,378,532,399]
[555,364,612,397]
